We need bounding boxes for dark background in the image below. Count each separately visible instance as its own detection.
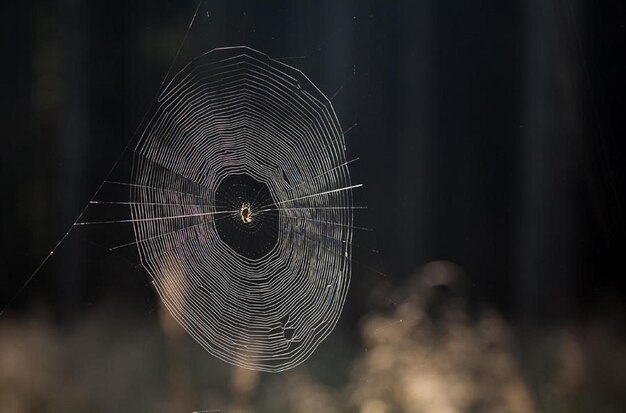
[1,0,625,412]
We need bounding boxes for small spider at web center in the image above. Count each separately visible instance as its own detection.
[240,204,252,223]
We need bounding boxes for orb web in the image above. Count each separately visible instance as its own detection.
[130,47,357,372]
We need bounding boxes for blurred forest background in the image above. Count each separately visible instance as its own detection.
[1,0,625,412]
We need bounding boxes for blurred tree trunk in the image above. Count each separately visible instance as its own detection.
[517,0,582,322]
[396,0,434,276]
[58,0,90,315]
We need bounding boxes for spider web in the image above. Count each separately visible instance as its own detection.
[3,3,373,373]
[110,46,361,371]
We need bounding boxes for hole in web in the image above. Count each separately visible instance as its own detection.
[214,173,279,260]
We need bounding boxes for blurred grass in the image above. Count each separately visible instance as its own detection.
[1,262,625,412]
